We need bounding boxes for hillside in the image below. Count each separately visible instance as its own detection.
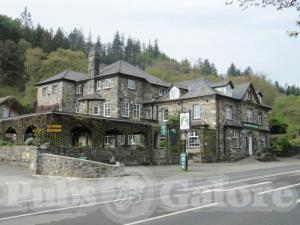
[0,10,300,146]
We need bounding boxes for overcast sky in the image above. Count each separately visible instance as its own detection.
[1,0,299,86]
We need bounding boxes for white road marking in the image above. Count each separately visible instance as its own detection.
[178,169,300,192]
[123,203,220,225]
[0,197,134,222]
[258,183,300,195]
[202,182,271,193]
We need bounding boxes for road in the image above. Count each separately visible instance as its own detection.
[0,163,300,225]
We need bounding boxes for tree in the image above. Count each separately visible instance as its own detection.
[50,28,69,51]
[243,66,254,76]
[39,48,87,79]
[227,63,240,76]
[24,47,45,82]
[0,40,24,88]
[0,15,22,42]
[226,0,300,36]
[68,28,85,52]
[111,31,124,61]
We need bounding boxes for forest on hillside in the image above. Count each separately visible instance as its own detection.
[0,8,299,149]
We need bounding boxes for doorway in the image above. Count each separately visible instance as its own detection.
[248,133,253,156]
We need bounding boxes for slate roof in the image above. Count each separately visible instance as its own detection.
[232,82,251,100]
[36,70,90,86]
[0,96,25,113]
[78,93,104,101]
[96,60,169,87]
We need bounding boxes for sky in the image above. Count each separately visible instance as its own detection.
[1,0,300,86]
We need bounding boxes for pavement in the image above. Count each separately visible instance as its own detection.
[0,156,299,225]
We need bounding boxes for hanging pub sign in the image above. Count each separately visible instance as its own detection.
[180,113,190,130]
[160,123,167,137]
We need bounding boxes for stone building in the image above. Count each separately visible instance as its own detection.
[0,50,272,162]
[0,96,24,119]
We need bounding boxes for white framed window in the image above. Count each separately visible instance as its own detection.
[75,107,80,113]
[2,107,9,118]
[42,87,48,96]
[193,104,201,119]
[52,85,58,94]
[225,105,233,120]
[161,108,168,121]
[104,102,111,117]
[128,135,142,145]
[96,80,101,91]
[104,136,114,146]
[146,109,152,119]
[93,106,100,115]
[133,104,141,118]
[233,129,240,148]
[128,79,136,90]
[104,79,112,89]
[226,85,232,97]
[187,131,200,148]
[247,91,251,100]
[76,84,83,94]
[169,86,180,100]
[159,88,167,96]
[257,112,263,125]
[246,109,253,122]
[121,102,129,117]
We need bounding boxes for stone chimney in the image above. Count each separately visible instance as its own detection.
[88,48,100,77]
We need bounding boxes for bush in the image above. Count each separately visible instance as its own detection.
[271,135,291,152]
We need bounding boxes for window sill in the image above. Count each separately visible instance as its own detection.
[128,88,136,90]
[103,87,111,90]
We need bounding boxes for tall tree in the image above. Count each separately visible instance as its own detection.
[68,28,85,52]
[227,63,240,76]
[111,31,124,61]
[243,66,254,76]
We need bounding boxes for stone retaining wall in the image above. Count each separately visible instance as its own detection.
[0,146,124,178]
[37,153,124,178]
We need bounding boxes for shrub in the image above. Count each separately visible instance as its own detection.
[271,135,291,152]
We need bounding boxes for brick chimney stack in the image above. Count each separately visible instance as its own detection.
[88,48,100,77]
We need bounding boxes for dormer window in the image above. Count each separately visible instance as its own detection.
[247,91,251,101]
[215,85,232,97]
[128,79,136,90]
[76,84,83,94]
[169,86,180,100]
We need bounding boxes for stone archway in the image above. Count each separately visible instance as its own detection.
[104,128,123,148]
[24,125,36,142]
[5,127,17,143]
[71,126,92,147]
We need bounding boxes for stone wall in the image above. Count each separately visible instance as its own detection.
[44,146,154,166]
[37,153,124,178]
[0,146,124,178]
[0,145,36,168]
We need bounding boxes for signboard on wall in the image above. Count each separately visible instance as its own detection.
[160,123,167,136]
[47,125,62,133]
[180,113,190,130]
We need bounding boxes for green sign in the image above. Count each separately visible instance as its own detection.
[170,129,177,145]
[243,122,259,129]
[180,153,188,171]
[160,123,167,136]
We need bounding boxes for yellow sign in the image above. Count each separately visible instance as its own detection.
[47,129,62,133]
[47,125,62,129]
